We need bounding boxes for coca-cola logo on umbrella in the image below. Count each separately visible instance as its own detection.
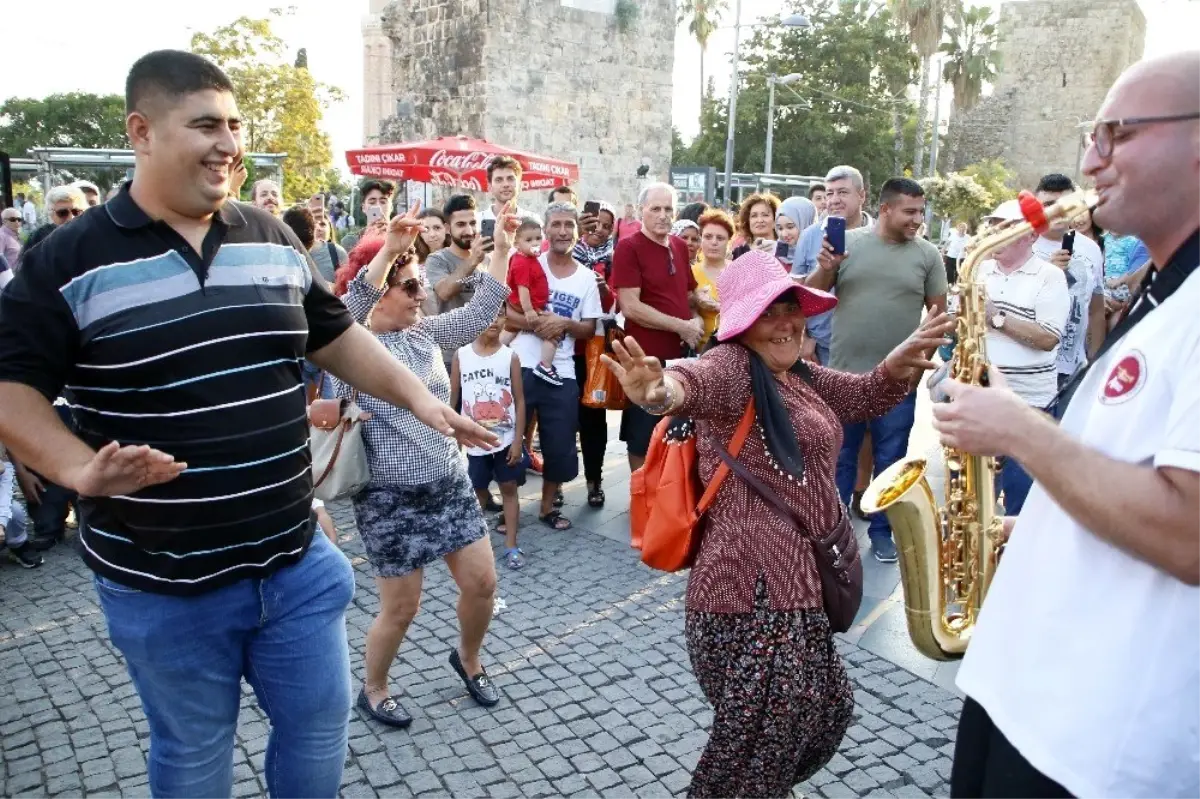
[428,149,496,172]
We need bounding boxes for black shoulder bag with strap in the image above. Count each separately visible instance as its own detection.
[706,359,864,633]
[1055,236,1198,416]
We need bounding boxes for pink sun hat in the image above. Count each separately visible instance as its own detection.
[715,249,838,342]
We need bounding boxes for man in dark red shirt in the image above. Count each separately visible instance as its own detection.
[611,182,702,470]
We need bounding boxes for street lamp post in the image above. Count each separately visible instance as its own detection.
[721,11,810,207]
[765,73,803,174]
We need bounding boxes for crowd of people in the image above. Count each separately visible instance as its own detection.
[0,45,1194,799]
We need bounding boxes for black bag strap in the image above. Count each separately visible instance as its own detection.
[326,241,338,266]
[1055,241,1197,413]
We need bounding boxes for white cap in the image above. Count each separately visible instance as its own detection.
[986,199,1024,222]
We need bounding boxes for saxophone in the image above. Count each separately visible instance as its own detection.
[860,190,1093,661]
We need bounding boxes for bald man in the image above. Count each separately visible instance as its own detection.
[934,51,1199,798]
[252,178,282,216]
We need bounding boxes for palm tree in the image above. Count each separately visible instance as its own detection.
[940,4,999,171]
[890,0,956,176]
[678,0,729,106]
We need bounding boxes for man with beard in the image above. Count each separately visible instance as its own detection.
[504,202,601,531]
[425,193,489,368]
[807,177,947,563]
[252,178,282,216]
[936,51,1198,798]
[0,49,494,797]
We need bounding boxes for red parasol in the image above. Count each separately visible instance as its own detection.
[345,135,579,192]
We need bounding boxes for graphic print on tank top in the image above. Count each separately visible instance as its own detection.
[457,343,516,456]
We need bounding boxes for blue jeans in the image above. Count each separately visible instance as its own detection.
[836,392,918,544]
[997,401,1054,515]
[302,359,333,401]
[94,533,355,798]
[999,457,1035,515]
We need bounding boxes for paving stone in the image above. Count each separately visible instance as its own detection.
[0,486,960,798]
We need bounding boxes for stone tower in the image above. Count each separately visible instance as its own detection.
[950,0,1145,189]
[363,0,677,206]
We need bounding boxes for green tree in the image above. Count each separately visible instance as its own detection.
[191,15,344,202]
[960,158,1015,204]
[920,171,992,223]
[686,0,918,191]
[939,5,999,172]
[0,93,128,186]
[678,0,729,106]
[890,0,957,177]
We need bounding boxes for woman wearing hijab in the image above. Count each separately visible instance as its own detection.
[776,196,816,265]
[604,250,953,798]
[672,218,702,265]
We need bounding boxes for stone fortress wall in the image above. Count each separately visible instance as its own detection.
[949,0,1145,189]
[362,0,677,210]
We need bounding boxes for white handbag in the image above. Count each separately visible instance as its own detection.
[308,388,373,502]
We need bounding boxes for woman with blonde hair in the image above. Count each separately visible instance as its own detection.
[732,192,781,259]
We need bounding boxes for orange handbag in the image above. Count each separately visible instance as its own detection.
[630,401,756,572]
[582,324,629,411]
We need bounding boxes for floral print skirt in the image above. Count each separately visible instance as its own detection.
[684,580,854,798]
[352,468,487,578]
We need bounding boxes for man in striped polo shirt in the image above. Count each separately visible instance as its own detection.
[0,50,494,798]
[978,199,1070,514]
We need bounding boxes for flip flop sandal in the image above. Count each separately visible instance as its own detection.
[482,495,503,513]
[504,548,525,569]
[356,688,412,729]
[539,510,572,531]
[495,514,507,535]
[587,487,606,508]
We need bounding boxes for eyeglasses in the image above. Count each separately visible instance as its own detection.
[1089,112,1200,159]
[54,208,84,220]
[666,244,676,277]
[389,276,423,298]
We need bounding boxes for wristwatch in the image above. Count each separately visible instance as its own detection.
[991,312,1006,330]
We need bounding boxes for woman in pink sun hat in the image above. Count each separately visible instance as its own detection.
[603,249,953,797]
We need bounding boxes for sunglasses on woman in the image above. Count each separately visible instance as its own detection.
[387,275,423,298]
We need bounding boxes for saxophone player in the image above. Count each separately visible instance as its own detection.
[934,52,1199,798]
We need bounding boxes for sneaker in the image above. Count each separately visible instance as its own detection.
[504,548,525,570]
[7,543,43,569]
[872,537,898,564]
[534,363,564,386]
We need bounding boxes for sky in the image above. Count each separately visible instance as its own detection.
[5,0,1198,169]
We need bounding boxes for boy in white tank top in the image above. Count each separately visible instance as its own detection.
[451,311,528,569]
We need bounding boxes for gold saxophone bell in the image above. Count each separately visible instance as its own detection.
[861,190,1093,661]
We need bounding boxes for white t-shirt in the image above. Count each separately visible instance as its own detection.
[945,229,969,259]
[510,253,601,376]
[957,270,1200,798]
[1033,234,1105,376]
[980,255,1070,408]
[456,343,517,456]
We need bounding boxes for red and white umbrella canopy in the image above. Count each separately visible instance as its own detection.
[345,135,579,192]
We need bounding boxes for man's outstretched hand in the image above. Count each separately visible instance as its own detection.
[66,442,187,498]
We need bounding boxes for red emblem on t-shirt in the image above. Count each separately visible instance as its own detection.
[1100,351,1146,404]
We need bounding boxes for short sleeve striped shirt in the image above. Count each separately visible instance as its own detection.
[0,185,353,595]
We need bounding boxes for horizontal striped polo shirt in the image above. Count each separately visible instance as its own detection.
[0,185,353,594]
[980,254,1070,408]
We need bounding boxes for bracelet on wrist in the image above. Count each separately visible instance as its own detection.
[641,380,675,416]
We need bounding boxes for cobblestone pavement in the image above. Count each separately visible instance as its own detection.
[1,468,961,798]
